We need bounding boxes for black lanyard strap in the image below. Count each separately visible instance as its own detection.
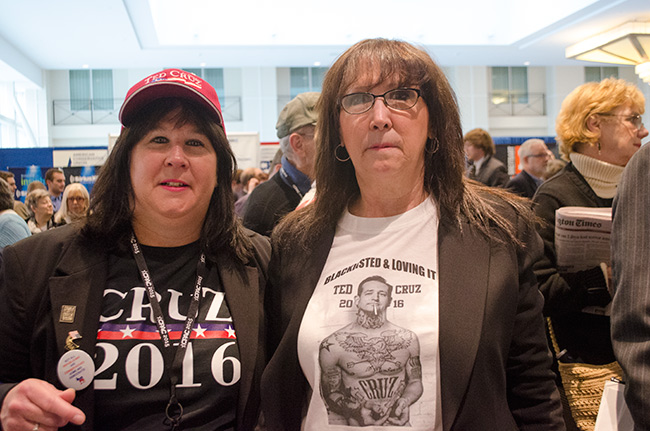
[129,232,206,429]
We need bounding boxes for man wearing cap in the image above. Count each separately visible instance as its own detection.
[506,138,551,198]
[243,92,319,236]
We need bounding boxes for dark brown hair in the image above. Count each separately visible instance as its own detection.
[82,98,253,265]
[274,38,534,249]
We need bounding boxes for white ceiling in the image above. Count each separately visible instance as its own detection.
[1,0,650,85]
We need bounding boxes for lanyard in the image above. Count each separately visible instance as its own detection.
[279,166,304,199]
[129,233,206,430]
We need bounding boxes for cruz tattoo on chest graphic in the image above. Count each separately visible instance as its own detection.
[318,275,423,426]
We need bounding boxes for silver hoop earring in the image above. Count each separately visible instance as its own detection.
[335,144,350,162]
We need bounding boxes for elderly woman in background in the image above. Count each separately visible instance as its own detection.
[0,178,30,248]
[262,38,563,431]
[532,77,647,429]
[25,188,55,234]
[54,183,90,226]
[0,69,270,431]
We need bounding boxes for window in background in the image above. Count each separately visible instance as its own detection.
[290,67,328,98]
[0,82,42,148]
[92,70,114,110]
[69,69,114,111]
[184,68,224,96]
[491,66,528,104]
[183,68,241,121]
[585,66,619,82]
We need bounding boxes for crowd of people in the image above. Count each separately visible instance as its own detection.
[0,39,648,431]
[0,169,91,245]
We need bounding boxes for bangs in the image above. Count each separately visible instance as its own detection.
[127,98,223,153]
[339,40,430,96]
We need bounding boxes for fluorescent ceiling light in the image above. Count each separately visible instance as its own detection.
[566,21,650,66]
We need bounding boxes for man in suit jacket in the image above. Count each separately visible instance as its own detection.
[506,138,551,198]
[463,128,509,187]
[611,142,650,430]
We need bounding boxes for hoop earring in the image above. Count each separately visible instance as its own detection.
[425,137,439,155]
[335,144,350,162]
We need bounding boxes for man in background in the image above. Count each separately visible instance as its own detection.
[45,168,66,212]
[506,138,551,198]
[243,92,319,236]
[611,142,650,430]
[464,128,509,187]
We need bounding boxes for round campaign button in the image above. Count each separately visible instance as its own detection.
[57,349,95,390]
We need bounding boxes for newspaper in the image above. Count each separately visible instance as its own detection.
[555,206,612,315]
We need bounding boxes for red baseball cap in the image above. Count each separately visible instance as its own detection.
[119,68,224,129]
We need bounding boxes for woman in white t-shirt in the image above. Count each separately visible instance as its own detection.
[261,38,565,431]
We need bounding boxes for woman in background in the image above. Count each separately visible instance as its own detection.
[54,183,90,226]
[262,38,563,431]
[532,77,647,429]
[0,178,30,248]
[25,188,55,234]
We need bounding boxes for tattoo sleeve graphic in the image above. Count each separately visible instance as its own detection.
[318,275,423,426]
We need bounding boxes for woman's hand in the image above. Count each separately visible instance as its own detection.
[0,379,85,430]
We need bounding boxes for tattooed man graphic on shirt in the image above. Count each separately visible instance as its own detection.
[319,275,423,426]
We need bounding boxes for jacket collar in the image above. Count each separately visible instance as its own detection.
[437,219,489,431]
[49,236,107,431]
[216,255,261,430]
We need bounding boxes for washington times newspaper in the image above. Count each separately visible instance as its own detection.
[555,206,612,315]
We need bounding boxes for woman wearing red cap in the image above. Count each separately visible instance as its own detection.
[0,70,269,431]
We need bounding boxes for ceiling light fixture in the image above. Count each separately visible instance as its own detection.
[565,21,650,83]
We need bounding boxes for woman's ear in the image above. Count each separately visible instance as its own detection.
[586,114,601,133]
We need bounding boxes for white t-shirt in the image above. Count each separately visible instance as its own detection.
[298,197,443,430]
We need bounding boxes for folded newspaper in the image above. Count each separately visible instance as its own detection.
[555,206,612,315]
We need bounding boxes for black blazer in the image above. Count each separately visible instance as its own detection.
[261,203,564,431]
[0,224,270,431]
[470,155,509,188]
[506,170,539,199]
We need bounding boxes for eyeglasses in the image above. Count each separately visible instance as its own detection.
[527,153,551,159]
[340,88,421,115]
[598,113,644,130]
[67,196,86,202]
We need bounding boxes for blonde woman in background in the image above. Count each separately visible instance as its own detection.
[532,77,648,430]
[54,183,90,226]
[25,189,55,234]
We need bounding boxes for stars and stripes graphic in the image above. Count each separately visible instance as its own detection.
[96,322,236,341]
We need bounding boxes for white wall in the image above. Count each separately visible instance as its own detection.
[447,66,490,132]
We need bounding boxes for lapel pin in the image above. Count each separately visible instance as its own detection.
[59,305,77,323]
[57,330,94,391]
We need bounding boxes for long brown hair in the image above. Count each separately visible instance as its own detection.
[275,38,534,249]
[82,98,253,266]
